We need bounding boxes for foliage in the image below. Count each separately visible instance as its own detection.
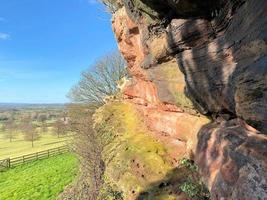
[180,181,201,198]
[180,180,210,199]
[68,51,127,107]
[180,158,198,171]
[0,153,78,200]
[179,158,210,199]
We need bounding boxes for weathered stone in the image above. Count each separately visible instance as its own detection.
[113,6,209,162]
[112,0,267,199]
[167,19,215,53]
[196,119,267,200]
[171,0,267,132]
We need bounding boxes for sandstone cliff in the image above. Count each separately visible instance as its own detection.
[109,0,267,199]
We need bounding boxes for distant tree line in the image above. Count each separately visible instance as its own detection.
[0,110,70,147]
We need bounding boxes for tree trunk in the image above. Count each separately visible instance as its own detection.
[32,133,34,147]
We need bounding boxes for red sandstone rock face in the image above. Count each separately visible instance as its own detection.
[112,7,146,79]
[112,7,209,160]
[112,0,267,199]
[169,0,267,132]
[196,119,267,200]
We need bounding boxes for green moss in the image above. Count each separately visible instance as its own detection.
[94,101,209,199]
[94,102,174,198]
[174,92,195,111]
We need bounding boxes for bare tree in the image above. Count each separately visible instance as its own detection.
[54,119,67,138]
[21,116,40,147]
[1,123,6,132]
[62,51,126,199]
[2,118,17,142]
[68,51,126,107]
[38,114,48,133]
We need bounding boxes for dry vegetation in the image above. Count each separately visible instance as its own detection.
[68,51,126,107]
[99,0,122,13]
[59,51,126,200]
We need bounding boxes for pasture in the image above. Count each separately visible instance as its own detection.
[0,128,73,160]
[0,153,78,200]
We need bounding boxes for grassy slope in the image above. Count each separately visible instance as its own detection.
[0,153,78,200]
[0,129,72,159]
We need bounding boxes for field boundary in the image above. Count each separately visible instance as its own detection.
[0,145,69,172]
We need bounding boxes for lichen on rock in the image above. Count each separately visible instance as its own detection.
[94,101,206,199]
[105,0,267,199]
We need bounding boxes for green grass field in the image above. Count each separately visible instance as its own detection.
[0,128,73,160]
[0,153,79,200]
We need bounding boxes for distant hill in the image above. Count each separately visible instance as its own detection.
[0,103,65,110]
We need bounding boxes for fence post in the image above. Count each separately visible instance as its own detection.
[48,149,50,157]
[7,158,10,168]
[23,156,25,164]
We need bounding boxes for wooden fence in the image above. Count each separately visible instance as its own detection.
[0,146,69,172]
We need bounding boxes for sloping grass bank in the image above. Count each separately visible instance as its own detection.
[0,153,78,200]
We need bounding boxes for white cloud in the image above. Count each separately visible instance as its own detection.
[0,32,10,40]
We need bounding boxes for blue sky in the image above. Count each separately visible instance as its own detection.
[0,0,117,103]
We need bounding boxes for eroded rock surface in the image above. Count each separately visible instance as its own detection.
[111,0,267,199]
[113,7,209,161]
[196,119,267,200]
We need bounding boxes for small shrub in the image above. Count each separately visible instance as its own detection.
[180,158,198,171]
[180,181,200,198]
[180,180,210,199]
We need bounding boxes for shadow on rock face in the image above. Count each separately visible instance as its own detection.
[168,0,267,133]
[135,166,210,200]
[165,0,267,199]
[196,119,267,200]
[115,0,267,199]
